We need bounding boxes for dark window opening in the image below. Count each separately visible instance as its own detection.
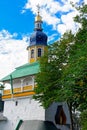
[15,101,18,106]
[38,48,42,57]
[55,105,66,125]
[31,49,34,58]
[0,101,4,112]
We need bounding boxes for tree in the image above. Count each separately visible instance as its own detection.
[34,31,74,108]
[33,31,75,130]
[34,3,87,130]
[63,3,87,112]
[80,110,87,130]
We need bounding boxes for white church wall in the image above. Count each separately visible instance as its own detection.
[1,96,45,130]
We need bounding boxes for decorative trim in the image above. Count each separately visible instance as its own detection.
[2,91,35,99]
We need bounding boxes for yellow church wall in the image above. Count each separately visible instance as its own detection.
[28,45,48,63]
[30,57,41,63]
[30,58,35,63]
[44,46,48,53]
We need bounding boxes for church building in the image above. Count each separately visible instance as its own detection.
[0,6,71,130]
[0,6,48,130]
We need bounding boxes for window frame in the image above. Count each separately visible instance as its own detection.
[31,49,34,58]
[38,48,42,57]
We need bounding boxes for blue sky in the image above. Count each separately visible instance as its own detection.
[0,0,86,80]
[0,0,61,42]
[0,0,33,39]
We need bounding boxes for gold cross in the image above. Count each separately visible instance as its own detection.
[37,4,40,15]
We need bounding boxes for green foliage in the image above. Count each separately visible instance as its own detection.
[80,110,87,130]
[63,3,87,111]
[34,3,87,114]
[34,31,74,108]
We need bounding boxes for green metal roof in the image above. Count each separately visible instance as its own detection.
[16,120,59,130]
[1,61,40,82]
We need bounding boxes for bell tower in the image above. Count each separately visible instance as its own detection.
[27,5,48,63]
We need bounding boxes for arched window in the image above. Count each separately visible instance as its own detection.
[31,49,34,58]
[38,48,42,57]
[55,105,66,125]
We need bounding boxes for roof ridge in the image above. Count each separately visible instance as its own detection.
[0,61,39,82]
[16,61,39,69]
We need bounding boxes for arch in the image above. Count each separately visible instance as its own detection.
[55,105,66,125]
[23,77,33,86]
[31,49,34,58]
[13,79,21,88]
[38,48,42,57]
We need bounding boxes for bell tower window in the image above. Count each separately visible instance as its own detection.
[31,49,34,58]
[38,48,42,57]
[35,23,41,29]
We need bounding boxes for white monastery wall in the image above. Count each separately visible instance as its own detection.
[0,96,45,130]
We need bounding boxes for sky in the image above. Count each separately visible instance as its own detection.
[0,0,87,80]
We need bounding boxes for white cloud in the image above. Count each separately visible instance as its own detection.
[41,9,60,30]
[48,34,58,43]
[21,9,26,14]
[23,0,83,35]
[0,30,28,79]
[0,30,17,40]
[58,10,80,34]
[24,0,61,30]
[84,0,87,4]
[57,24,67,35]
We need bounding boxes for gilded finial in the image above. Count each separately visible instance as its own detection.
[37,4,40,15]
[35,4,42,22]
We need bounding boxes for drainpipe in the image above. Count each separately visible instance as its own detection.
[10,75,13,97]
[15,120,23,130]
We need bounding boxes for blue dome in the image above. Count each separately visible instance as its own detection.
[30,30,47,46]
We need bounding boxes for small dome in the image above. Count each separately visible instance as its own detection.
[30,30,47,46]
[35,15,42,22]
